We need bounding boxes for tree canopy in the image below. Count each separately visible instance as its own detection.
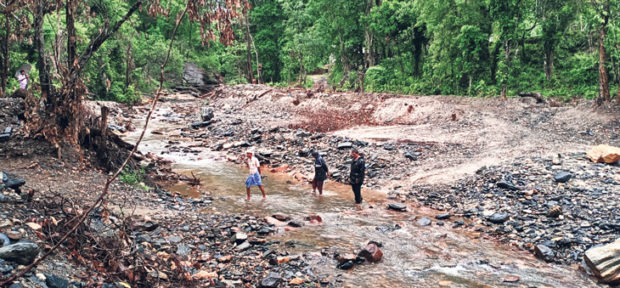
[0,0,618,103]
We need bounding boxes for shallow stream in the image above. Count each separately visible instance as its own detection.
[124,105,600,288]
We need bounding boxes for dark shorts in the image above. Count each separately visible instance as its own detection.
[312,178,324,186]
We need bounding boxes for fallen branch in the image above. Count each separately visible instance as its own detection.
[241,89,273,108]
[0,4,190,286]
[518,91,545,103]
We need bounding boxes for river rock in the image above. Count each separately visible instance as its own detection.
[260,272,282,288]
[357,243,383,263]
[534,244,554,262]
[5,178,25,191]
[176,244,191,256]
[272,213,291,221]
[496,180,517,190]
[288,220,304,227]
[388,203,407,212]
[45,274,69,288]
[435,213,451,220]
[584,238,620,284]
[190,121,212,129]
[304,214,323,223]
[337,260,355,270]
[553,171,572,183]
[200,107,214,122]
[233,232,248,244]
[404,152,417,161]
[0,242,39,265]
[337,142,353,149]
[586,144,620,164]
[235,241,251,251]
[416,217,432,226]
[547,205,562,218]
[487,212,509,224]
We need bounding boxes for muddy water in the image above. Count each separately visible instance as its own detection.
[125,106,600,288]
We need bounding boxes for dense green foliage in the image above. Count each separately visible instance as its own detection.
[1,0,618,102]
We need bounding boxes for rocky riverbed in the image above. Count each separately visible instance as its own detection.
[2,85,619,287]
[111,85,619,281]
[407,153,620,265]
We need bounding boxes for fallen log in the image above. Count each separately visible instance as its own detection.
[584,238,620,284]
[518,91,545,103]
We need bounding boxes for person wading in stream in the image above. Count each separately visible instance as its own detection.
[349,148,365,206]
[311,151,329,195]
[245,149,266,200]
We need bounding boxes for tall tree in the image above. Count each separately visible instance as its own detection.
[491,0,527,100]
[591,0,611,103]
[539,0,576,81]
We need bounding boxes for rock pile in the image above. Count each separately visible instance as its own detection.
[408,153,619,264]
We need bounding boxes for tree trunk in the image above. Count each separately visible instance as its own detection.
[544,49,554,81]
[34,2,52,99]
[244,16,253,83]
[1,9,10,96]
[597,26,610,103]
[490,41,502,84]
[363,0,376,69]
[245,13,261,83]
[66,0,76,72]
[125,41,133,88]
[501,39,509,100]
[298,51,304,85]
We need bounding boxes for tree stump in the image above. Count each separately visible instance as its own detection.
[584,238,620,284]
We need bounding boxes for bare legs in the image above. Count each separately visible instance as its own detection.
[246,186,266,200]
[312,179,324,195]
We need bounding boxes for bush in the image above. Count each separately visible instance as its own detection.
[119,167,145,186]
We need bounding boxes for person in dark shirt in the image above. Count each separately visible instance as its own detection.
[311,151,329,195]
[349,148,365,205]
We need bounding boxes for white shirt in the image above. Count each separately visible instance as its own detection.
[248,156,260,175]
[17,74,27,89]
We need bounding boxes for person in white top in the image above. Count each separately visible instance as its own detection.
[17,70,28,90]
[245,149,266,200]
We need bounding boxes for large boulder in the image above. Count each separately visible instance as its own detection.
[587,144,620,164]
[0,242,39,265]
[584,238,620,284]
[183,63,207,87]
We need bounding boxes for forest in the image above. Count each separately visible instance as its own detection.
[0,0,619,104]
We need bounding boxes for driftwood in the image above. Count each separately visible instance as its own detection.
[518,91,545,103]
[584,238,620,284]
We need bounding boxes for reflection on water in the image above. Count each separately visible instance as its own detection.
[125,107,599,288]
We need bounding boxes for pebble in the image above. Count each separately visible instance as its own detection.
[553,171,572,183]
[487,212,509,224]
[388,203,407,212]
[416,217,432,226]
